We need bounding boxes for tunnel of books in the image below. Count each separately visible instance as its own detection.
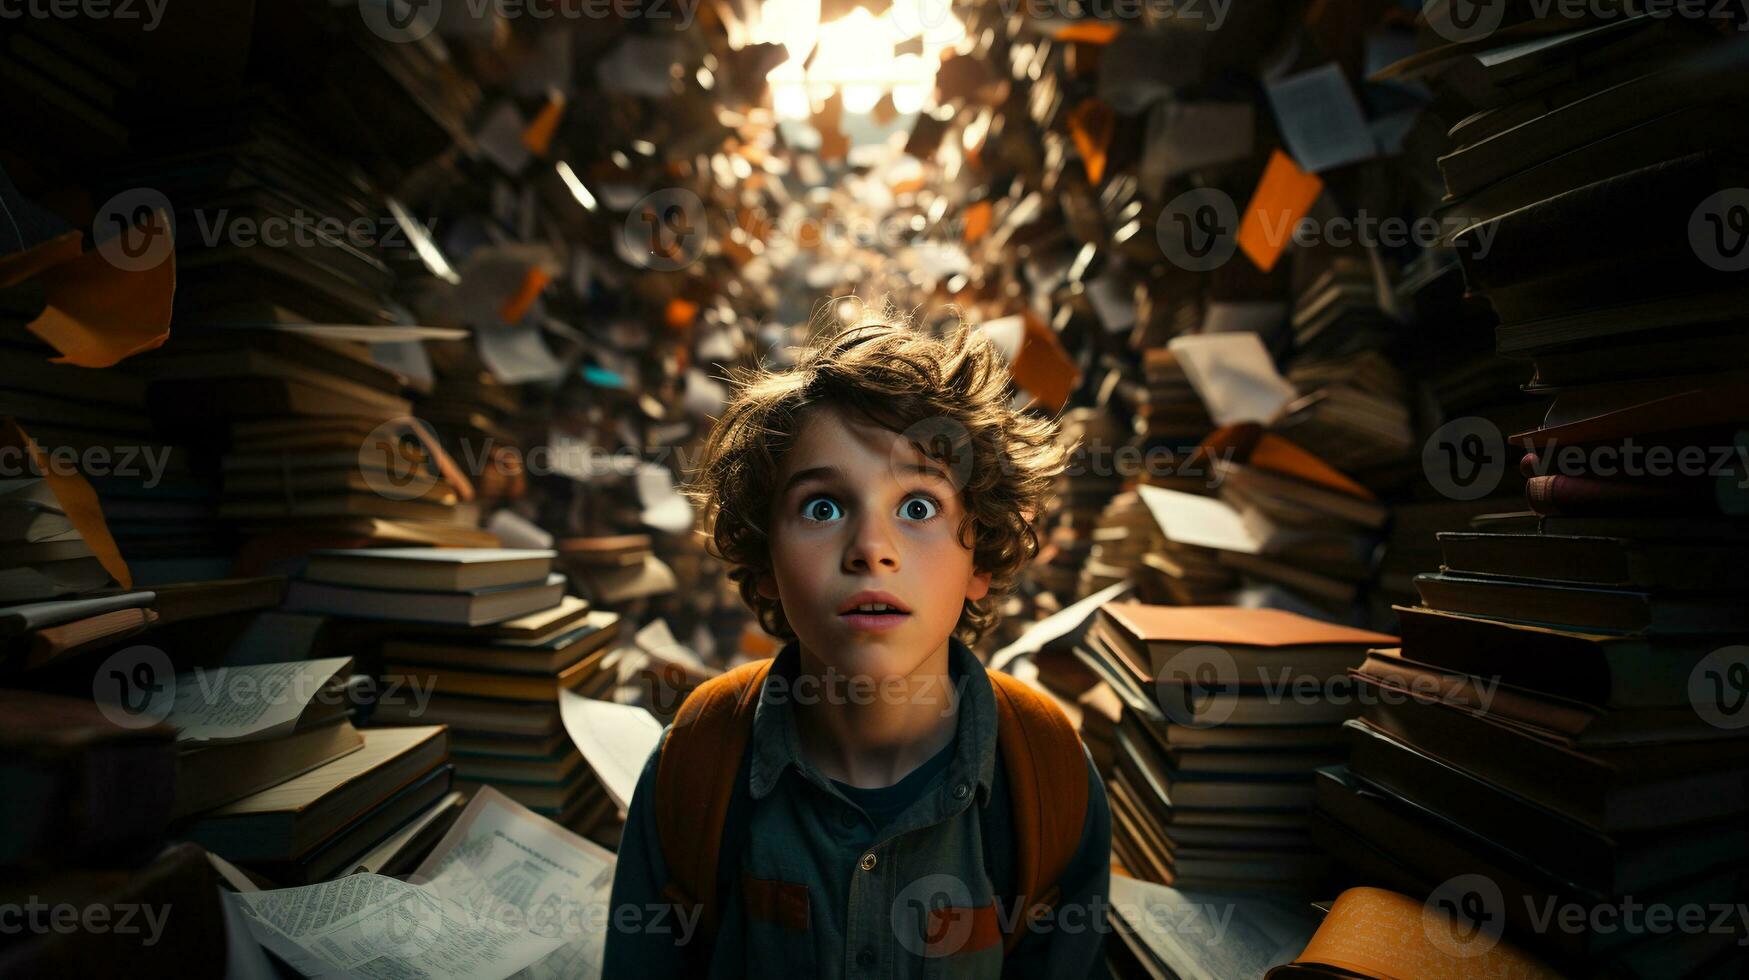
[2,0,1748,976]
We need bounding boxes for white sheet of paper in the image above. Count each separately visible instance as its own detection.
[478,323,565,384]
[371,340,436,389]
[1109,874,1314,980]
[633,617,703,669]
[682,366,729,418]
[1168,333,1295,426]
[487,510,554,550]
[1265,63,1375,173]
[476,100,532,174]
[236,872,553,980]
[1137,485,1261,555]
[168,658,352,744]
[559,691,663,811]
[989,580,1133,672]
[418,786,619,980]
[980,315,1025,362]
[1086,272,1136,333]
[635,463,694,534]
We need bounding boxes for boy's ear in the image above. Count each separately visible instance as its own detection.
[965,568,992,602]
[756,571,779,600]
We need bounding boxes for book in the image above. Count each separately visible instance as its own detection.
[1266,885,1562,979]
[302,547,558,592]
[1353,673,1749,832]
[1412,571,1749,635]
[1391,605,1724,708]
[1095,602,1397,681]
[255,763,455,886]
[380,609,619,674]
[283,572,568,626]
[184,725,447,862]
[385,642,614,701]
[1343,719,1749,895]
[173,718,365,818]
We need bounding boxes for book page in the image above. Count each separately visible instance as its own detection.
[1168,333,1296,426]
[234,872,555,980]
[169,657,353,744]
[417,786,619,980]
[558,690,663,810]
[232,786,618,979]
[1110,873,1316,980]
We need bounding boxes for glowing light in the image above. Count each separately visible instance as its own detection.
[755,0,956,124]
[555,161,597,212]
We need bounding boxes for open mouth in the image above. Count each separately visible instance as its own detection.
[838,599,911,631]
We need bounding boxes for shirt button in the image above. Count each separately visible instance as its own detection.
[840,808,859,828]
[856,946,876,967]
[859,852,877,871]
[952,782,969,800]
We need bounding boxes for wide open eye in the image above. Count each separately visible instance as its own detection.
[800,495,843,522]
[899,495,940,522]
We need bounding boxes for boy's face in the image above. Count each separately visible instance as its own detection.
[758,406,991,681]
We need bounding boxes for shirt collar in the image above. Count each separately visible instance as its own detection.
[747,634,998,807]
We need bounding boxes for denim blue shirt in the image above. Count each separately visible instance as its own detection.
[604,635,1113,979]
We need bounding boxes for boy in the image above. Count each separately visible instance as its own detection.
[604,313,1111,978]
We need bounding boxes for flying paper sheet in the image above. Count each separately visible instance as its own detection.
[1167,333,1296,426]
[559,691,664,811]
[1136,484,1261,555]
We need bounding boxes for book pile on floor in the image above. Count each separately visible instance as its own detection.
[1309,13,1749,977]
[280,547,625,835]
[172,658,456,887]
[1080,601,1394,893]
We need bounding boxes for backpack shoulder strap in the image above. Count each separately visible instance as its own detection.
[655,657,774,944]
[985,668,1090,955]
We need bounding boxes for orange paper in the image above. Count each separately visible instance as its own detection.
[963,201,992,244]
[1068,98,1115,185]
[499,265,552,325]
[1,418,131,590]
[665,298,698,332]
[1012,314,1079,416]
[1054,21,1121,43]
[1281,887,1563,980]
[0,230,82,288]
[8,217,175,368]
[1237,149,1324,273]
[521,92,567,157]
[1196,423,1373,500]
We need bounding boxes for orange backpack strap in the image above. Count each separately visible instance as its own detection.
[654,657,774,945]
[986,668,1091,955]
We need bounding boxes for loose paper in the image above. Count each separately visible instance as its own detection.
[1264,63,1375,173]
[235,787,618,980]
[168,658,353,744]
[1136,484,1262,555]
[559,691,663,811]
[1167,333,1296,426]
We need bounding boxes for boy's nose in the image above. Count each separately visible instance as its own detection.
[843,517,900,572]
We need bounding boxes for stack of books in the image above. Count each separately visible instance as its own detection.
[1309,14,1749,974]
[1080,601,1394,892]
[557,533,678,607]
[184,723,451,886]
[373,593,625,834]
[284,547,566,627]
[1137,347,1214,453]
[1039,408,1125,598]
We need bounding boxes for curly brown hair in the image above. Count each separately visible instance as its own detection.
[683,306,1071,649]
